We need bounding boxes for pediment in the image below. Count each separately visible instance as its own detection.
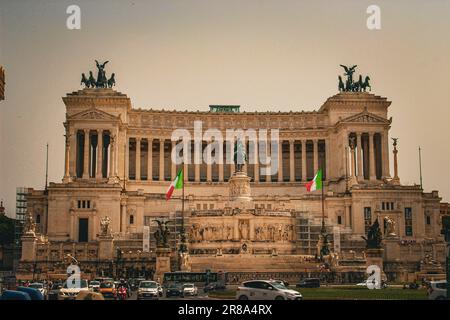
[68,108,120,122]
[339,110,390,125]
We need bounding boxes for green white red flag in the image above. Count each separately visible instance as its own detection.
[306,169,322,192]
[166,169,183,200]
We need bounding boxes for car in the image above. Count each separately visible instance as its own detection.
[58,279,90,300]
[165,283,184,298]
[132,278,146,291]
[182,283,198,296]
[236,280,302,300]
[356,279,387,289]
[1,290,32,300]
[427,280,447,300]
[29,282,47,297]
[137,281,160,300]
[17,286,45,300]
[99,281,117,300]
[89,280,101,292]
[203,282,226,293]
[296,278,320,288]
[48,283,63,300]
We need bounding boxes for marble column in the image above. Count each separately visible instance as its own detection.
[109,133,115,178]
[82,129,90,179]
[120,201,127,234]
[148,139,153,181]
[171,140,177,179]
[136,137,141,181]
[301,140,307,182]
[313,139,319,173]
[381,131,390,178]
[369,133,376,180]
[63,128,71,182]
[254,140,259,182]
[96,130,103,179]
[289,140,295,182]
[277,140,283,182]
[159,139,165,181]
[356,133,363,181]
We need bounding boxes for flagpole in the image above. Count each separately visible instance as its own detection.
[419,146,423,189]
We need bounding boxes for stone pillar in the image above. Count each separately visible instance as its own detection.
[136,137,141,181]
[120,200,127,234]
[206,144,212,182]
[154,248,171,282]
[313,139,319,173]
[325,139,330,181]
[301,140,307,182]
[369,133,376,180]
[125,138,130,180]
[82,129,90,179]
[278,140,283,182]
[356,133,363,181]
[109,133,115,179]
[159,138,165,181]
[96,131,103,179]
[219,162,224,182]
[195,163,200,182]
[289,140,295,182]
[254,140,259,182]
[98,235,114,261]
[381,131,390,179]
[171,141,177,179]
[349,137,358,186]
[63,128,72,183]
[20,234,37,262]
[391,139,400,185]
[148,138,153,181]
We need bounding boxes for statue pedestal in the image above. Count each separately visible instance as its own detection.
[154,247,171,282]
[20,233,37,262]
[98,235,114,261]
[383,237,400,262]
[365,248,386,280]
[228,172,252,202]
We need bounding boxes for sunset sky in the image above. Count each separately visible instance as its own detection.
[1,0,449,216]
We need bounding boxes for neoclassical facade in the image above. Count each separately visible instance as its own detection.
[19,87,447,281]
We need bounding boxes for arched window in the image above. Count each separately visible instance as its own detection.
[36,214,41,224]
[129,215,134,225]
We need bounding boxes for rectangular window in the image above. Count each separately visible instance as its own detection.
[78,200,81,209]
[382,202,385,211]
[405,207,413,236]
[364,207,372,234]
[203,204,208,210]
[337,216,342,225]
[267,204,272,210]
[209,204,214,210]
[426,215,431,225]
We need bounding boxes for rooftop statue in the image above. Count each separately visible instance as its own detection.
[338,65,371,92]
[80,60,116,89]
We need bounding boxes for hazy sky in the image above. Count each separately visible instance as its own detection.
[1,0,449,216]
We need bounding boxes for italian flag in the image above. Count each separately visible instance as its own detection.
[306,169,322,192]
[166,170,183,200]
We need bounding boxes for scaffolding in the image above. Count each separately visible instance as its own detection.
[13,187,29,270]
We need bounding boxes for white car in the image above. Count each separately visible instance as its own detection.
[29,283,47,297]
[427,280,447,300]
[89,280,101,292]
[183,283,198,296]
[137,281,160,300]
[58,279,90,300]
[236,280,302,300]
